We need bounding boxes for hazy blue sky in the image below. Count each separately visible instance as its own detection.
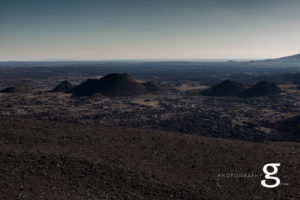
[1,0,300,60]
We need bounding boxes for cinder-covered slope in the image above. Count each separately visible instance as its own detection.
[0,117,299,199]
[71,73,164,96]
[202,80,244,96]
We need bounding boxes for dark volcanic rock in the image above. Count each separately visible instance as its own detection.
[71,73,164,96]
[51,80,73,92]
[202,80,244,96]
[241,81,282,97]
[0,86,31,93]
[270,115,300,142]
[0,117,299,199]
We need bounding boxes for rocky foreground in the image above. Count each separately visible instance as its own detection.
[0,117,299,199]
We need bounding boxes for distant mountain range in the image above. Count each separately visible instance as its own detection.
[1,53,300,66]
[262,53,300,63]
[240,53,300,67]
[276,53,300,61]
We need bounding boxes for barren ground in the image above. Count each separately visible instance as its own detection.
[0,117,299,199]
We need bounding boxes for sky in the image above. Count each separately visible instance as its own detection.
[0,0,300,61]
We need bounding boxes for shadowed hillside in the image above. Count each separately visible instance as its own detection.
[202,80,244,96]
[50,80,73,92]
[242,81,282,97]
[203,80,282,98]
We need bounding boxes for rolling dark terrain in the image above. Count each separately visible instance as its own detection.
[0,117,299,200]
[0,58,300,199]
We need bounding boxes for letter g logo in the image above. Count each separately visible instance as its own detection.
[261,163,281,188]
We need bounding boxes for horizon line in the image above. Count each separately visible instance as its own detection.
[1,52,299,62]
[0,58,265,62]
